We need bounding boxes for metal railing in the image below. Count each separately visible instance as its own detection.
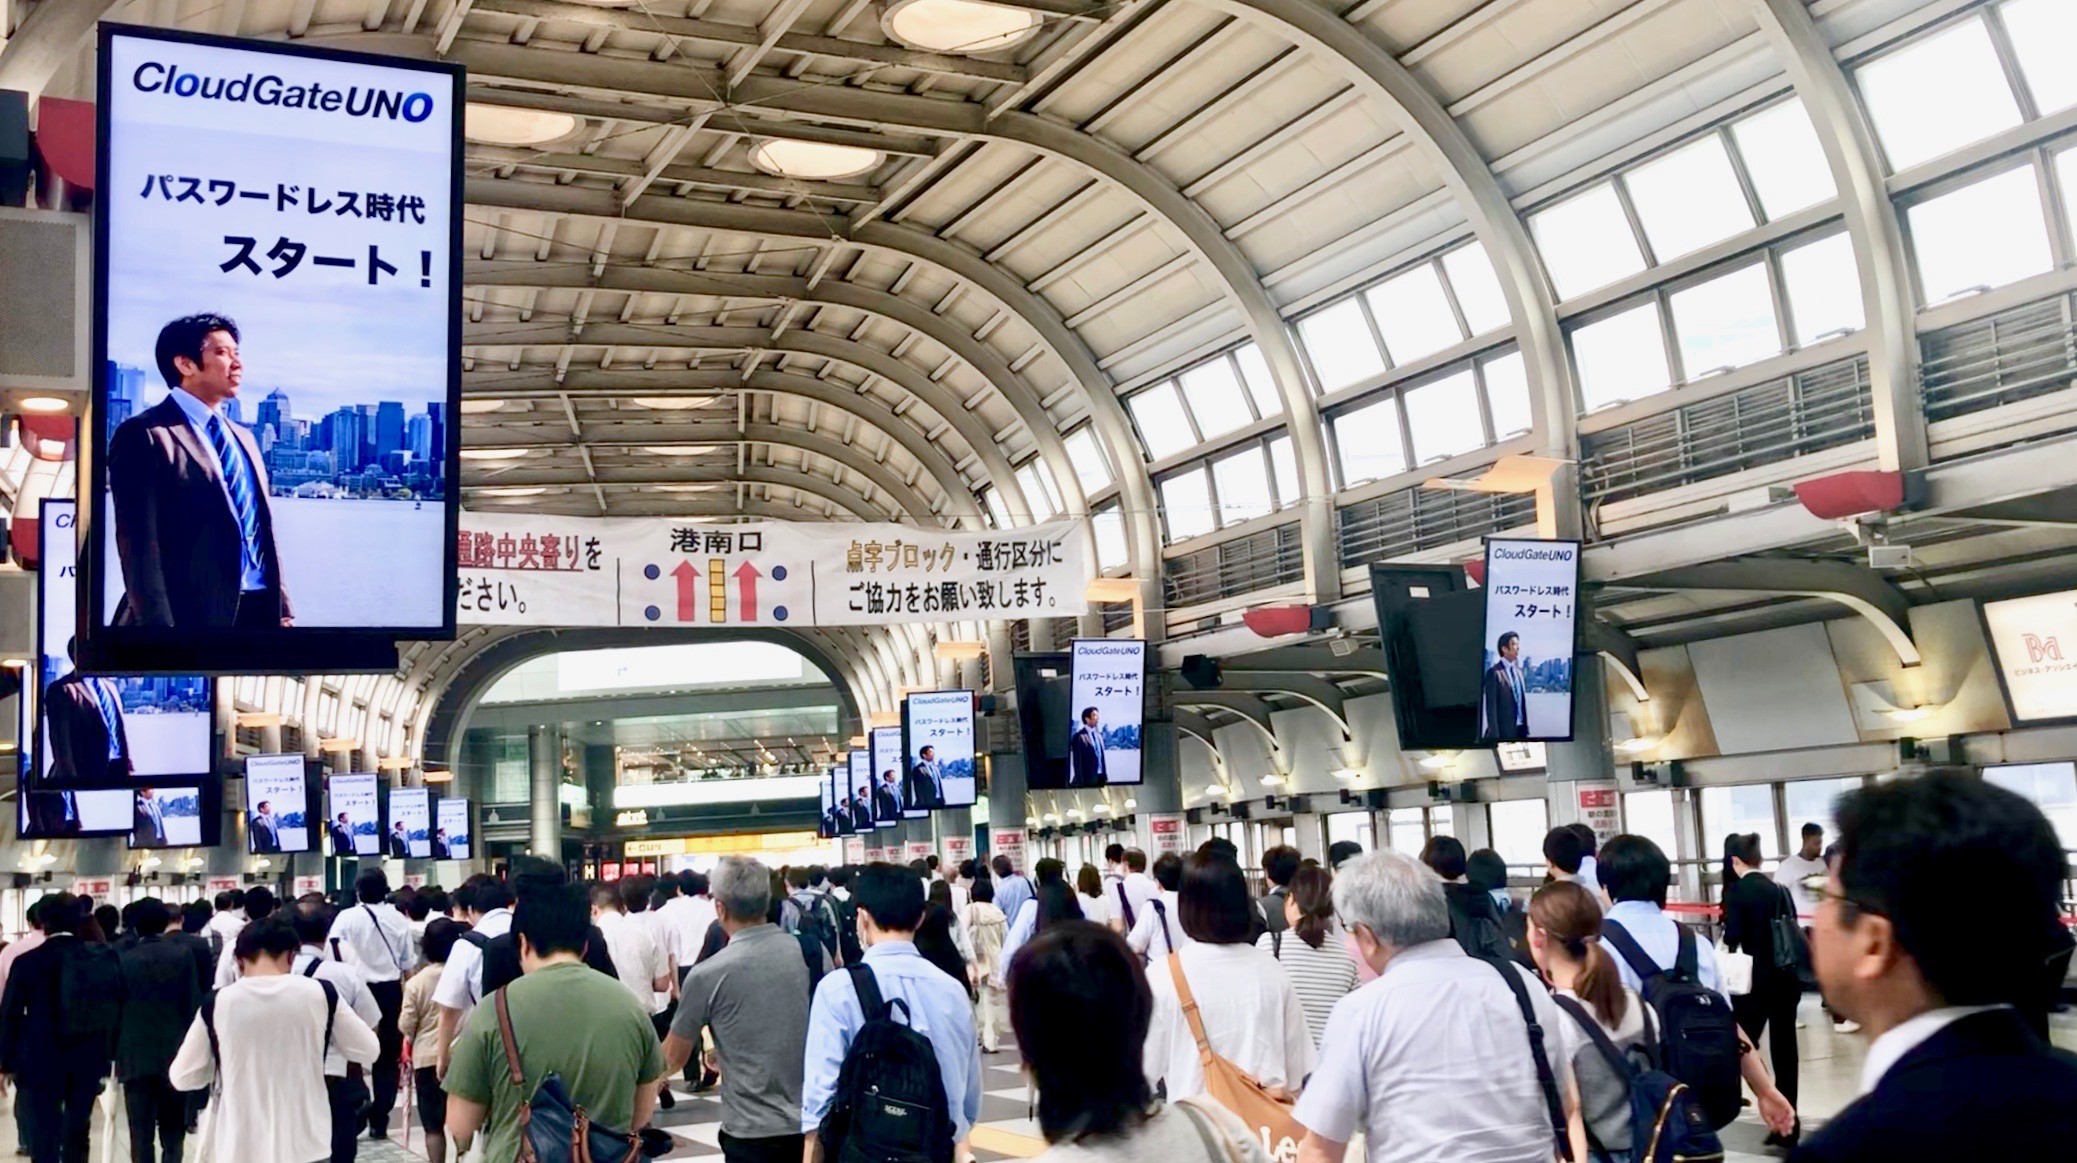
[1921,292,2077,436]
[1164,522,1305,609]
[1336,483,1535,567]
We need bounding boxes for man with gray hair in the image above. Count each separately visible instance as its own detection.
[1294,850,1579,1163]
[662,858,809,1163]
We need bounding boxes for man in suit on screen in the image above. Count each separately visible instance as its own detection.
[1479,631,1530,742]
[329,812,357,857]
[903,745,945,810]
[388,821,411,859]
[248,801,281,854]
[1069,707,1107,787]
[133,788,168,848]
[432,829,451,860]
[108,314,294,629]
[43,641,133,785]
[22,793,80,837]
[875,769,903,820]
[851,786,875,831]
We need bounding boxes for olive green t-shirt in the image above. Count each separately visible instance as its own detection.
[445,960,667,1162]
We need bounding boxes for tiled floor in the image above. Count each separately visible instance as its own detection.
[7,998,2072,1161]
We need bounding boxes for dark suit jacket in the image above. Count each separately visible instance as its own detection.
[22,792,80,836]
[115,936,202,1079]
[1789,1008,2077,1162]
[249,814,281,853]
[1069,726,1106,787]
[874,786,901,821]
[1479,663,1527,741]
[0,937,118,1076]
[164,931,215,998]
[132,798,168,848]
[108,395,292,628]
[43,674,133,785]
[388,833,411,859]
[329,823,356,856]
[432,838,451,860]
[833,806,855,834]
[904,761,943,810]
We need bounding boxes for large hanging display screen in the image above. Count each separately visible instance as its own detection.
[243,753,310,854]
[901,691,977,810]
[1478,538,1582,743]
[1066,639,1146,787]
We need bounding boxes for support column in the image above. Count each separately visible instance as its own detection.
[1544,655,1616,845]
[985,720,1028,874]
[528,724,561,859]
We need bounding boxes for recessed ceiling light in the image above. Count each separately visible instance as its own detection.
[749,138,883,181]
[474,486,547,497]
[651,483,725,493]
[641,445,718,456]
[464,103,580,147]
[16,397,71,414]
[458,399,508,414]
[459,447,531,461]
[631,397,718,410]
[883,0,1040,54]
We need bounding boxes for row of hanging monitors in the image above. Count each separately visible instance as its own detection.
[820,691,978,837]
[241,758,473,860]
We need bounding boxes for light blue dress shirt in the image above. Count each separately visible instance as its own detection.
[993,873,1033,929]
[800,940,982,1140]
[168,388,267,592]
[1603,899,1725,997]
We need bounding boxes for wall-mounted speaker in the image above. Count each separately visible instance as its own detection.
[1180,654,1223,690]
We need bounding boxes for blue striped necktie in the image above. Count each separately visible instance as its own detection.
[206,415,263,578]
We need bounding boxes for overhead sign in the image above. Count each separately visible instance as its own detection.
[1065,639,1146,787]
[86,27,463,668]
[1983,590,2077,722]
[1478,538,1581,742]
[452,513,1088,628]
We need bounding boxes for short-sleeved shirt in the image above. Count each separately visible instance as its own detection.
[669,924,809,1139]
[445,960,666,1163]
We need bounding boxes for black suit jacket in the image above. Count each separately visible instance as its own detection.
[1069,726,1106,787]
[164,931,215,998]
[388,833,412,859]
[115,936,202,1079]
[43,674,133,785]
[329,823,357,856]
[1480,663,1527,741]
[108,395,292,627]
[903,761,943,810]
[0,937,118,1076]
[1789,1008,2077,1162]
[874,786,901,821]
[249,814,281,854]
[132,797,168,848]
[22,791,81,836]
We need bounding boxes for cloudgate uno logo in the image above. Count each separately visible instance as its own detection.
[131,61,434,122]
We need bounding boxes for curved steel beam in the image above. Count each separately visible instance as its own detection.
[1617,559,1921,666]
[1580,617,1651,704]
[1747,0,1925,472]
[1173,709,1227,769]
[1197,0,1583,536]
[1214,673,1352,739]
[0,0,121,96]
[1176,694,1284,754]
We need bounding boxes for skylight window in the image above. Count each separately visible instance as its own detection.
[1857,17,2023,171]
[1623,136,1756,262]
[1530,184,1648,300]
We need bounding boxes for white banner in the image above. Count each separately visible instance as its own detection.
[454,513,1088,627]
[1574,783,1620,847]
[843,837,866,864]
[1148,813,1187,856]
[942,834,973,870]
[904,841,934,862]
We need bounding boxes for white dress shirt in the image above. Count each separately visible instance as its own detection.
[326,901,413,982]
[596,909,670,1014]
[1602,899,1725,997]
[1857,1005,2010,1095]
[1293,939,1574,1162]
[432,907,512,1015]
[659,893,718,968]
[170,974,379,1163]
[291,948,383,1076]
[1144,941,1314,1100]
[1078,892,1112,928]
[1126,889,1189,961]
[1117,872,1159,928]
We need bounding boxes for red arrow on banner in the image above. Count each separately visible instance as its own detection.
[670,561,699,622]
[734,561,762,621]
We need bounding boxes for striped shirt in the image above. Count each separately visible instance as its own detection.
[1256,928,1360,1050]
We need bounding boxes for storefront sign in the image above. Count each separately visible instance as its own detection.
[989,828,1028,873]
[1574,782,1621,847]
[615,809,650,828]
[456,514,1089,628]
[1148,813,1187,856]
[625,832,818,858]
[1983,590,2077,721]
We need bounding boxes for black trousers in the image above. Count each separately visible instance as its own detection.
[17,1069,101,1163]
[1733,973,1802,1108]
[366,978,405,1134]
[325,1076,361,1163]
[122,1075,186,1163]
[719,1130,805,1163]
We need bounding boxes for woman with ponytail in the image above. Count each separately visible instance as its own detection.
[1529,880,1653,1162]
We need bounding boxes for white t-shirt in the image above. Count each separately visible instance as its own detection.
[1030,1097,1272,1163]
[596,909,670,1014]
[1078,892,1111,928]
[659,893,717,967]
[1774,853,1827,921]
[1143,942,1314,1100]
[432,907,513,1017]
[170,973,379,1163]
[1126,890,1188,961]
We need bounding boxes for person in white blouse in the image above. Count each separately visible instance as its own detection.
[171,917,379,1163]
[1075,864,1112,928]
[1143,851,1312,1103]
[1125,853,1189,963]
[592,882,673,1013]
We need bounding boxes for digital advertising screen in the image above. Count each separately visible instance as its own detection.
[1982,590,2077,723]
[84,26,463,671]
[129,784,213,850]
[870,726,917,822]
[1478,539,1581,743]
[243,753,310,854]
[326,772,381,856]
[387,786,431,859]
[1067,639,1147,787]
[19,789,134,839]
[36,501,214,786]
[902,691,977,810]
[819,772,839,838]
[846,750,876,833]
[436,796,471,860]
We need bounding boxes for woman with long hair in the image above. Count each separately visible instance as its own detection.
[1528,879,1648,1163]
[1721,831,1802,1147]
[1254,864,1357,1049]
[915,879,973,1000]
[1008,921,1270,1162]
[962,874,1009,1053]
[1075,862,1112,928]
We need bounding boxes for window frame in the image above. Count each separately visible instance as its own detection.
[1150,431,1305,546]
[1897,152,2064,307]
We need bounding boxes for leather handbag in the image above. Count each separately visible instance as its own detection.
[495,988,641,1163]
[1165,954,1304,1159]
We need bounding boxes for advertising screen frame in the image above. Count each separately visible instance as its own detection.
[388,786,432,859]
[242,752,312,855]
[435,795,472,860]
[819,771,838,838]
[1066,638,1148,787]
[80,24,464,673]
[1979,591,2077,726]
[901,690,978,810]
[19,789,135,840]
[870,726,919,822]
[326,772,383,857]
[1476,538,1583,745]
[126,783,219,850]
[846,749,876,833]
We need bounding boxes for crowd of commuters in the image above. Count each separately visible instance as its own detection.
[0,769,2069,1163]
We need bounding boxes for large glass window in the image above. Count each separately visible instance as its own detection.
[1623,789,1680,860]
[2052,149,2077,240]
[1443,243,1512,335]
[1782,776,1862,846]
[1211,445,1274,525]
[1780,232,1865,345]
[981,486,1010,528]
[1700,784,1783,860]
[1482,350,1533,438]
[1159,467,1215,541]
[1092,505,1128,570]
[1332,396,1409,487]
[1623,136,1756,262]
[1127,381,1195,460]
[1488,798,1551,869]
[1016,462,1062,518]
[1234,344,1283,416]
[1983,762,2077,851]
[1298,299,1387,391]
[1668,262,1782,377]
[1180,358,1255,441]
[2004,0,2077,116]
[1908,165,2054,303]
[1387,807,1427,857]
[1857,17,2024,171]
[1572,303,1672,411]
[1267,435,1299,510]
[1402,369,1486,464]
[1366,264,1464,365]
[1324,810,1374,854]
[1731,99,1837,219]
[1531,183,1648,300]
[1063,427,1111,493]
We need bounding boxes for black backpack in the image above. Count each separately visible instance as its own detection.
[817,965,953,1163]
[1551,995,1724,1163]
[832,895,864,968]
[59,940,126,1043]
[196,975,339,1093]
[1602,920,1744,1130]
[1444,887,1515,965]
[794,910,831,996]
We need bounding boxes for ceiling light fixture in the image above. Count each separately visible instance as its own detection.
[631,397,717,410]
[15,396,72,414]
[474,485,547,498]
[463,103,579,147]
[640,445,719,456]
[749,138,883,181]
[1883,705,1934,722]
[1260,773,1285,787]
[1419,752,1454,770]
[1615,735,1660,753]
[459,447,530,461]
[1330,766,1363,781]
[1204,783,1229,798]
[883,0,1040,54]
[458,399,508,415]
[651,483,725,493]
